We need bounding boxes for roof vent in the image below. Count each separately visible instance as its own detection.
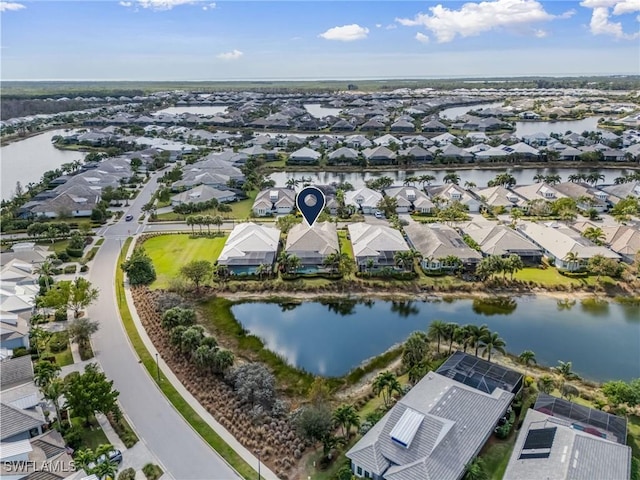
[390,408,424,449]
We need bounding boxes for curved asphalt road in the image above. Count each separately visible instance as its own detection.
[89,175,241,480]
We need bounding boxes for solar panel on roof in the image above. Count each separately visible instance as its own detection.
[519,452,551,460]
[523,427,557,450]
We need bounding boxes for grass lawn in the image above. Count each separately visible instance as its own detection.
[52,347,74,367]
[72,417,110,450]
[481,439,516,480]
[115,239,258,479]
[627,415,640,458]
[144,234,227,289]
[513,267,616,288]
[338,230,354,260]
[228,190,257,220]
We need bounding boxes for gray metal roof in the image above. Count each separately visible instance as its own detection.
[503,408,631,480]
[346,371,513,480]
[0,403,45,440]
[0,355,34,389]
[404,223,482,263]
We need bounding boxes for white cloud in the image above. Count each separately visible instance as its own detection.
[202,2,216,10]
[533,29,548,37]
[119,1,132,6]
[375,23,382,28]
[134,0,196,10]
[580,0,640,39]
[217,49,243,60]
[396,0,571,43]
[415,32,430,43]
[0,2,26,11]
[385,24,397,30]
[319,24,369,41]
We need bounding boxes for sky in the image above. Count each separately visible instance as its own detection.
[1,0,639,80]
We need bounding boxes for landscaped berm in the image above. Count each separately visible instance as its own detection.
[143,234,226,289]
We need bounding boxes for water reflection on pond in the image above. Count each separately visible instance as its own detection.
[230,297,639,381]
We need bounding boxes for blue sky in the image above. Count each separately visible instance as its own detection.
[1,0,639,80]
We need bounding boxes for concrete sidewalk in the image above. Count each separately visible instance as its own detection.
[122,236,279,480]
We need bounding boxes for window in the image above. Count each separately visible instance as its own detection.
[365,471,371,478]
[357,466,363,476]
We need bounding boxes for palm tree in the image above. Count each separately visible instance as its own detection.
[186,216,195,234]
[479,331,506,362]
[212,215,223,234]
[428,320,448,354]
[545,174,562,185]
[33,360,61,389]
[419,174,436,189]
[92,458,118,480]
[68,317,99,351]
[533,173,545,183]
[567,174,581,183]
[443,172,461,185]
[464,457,487,480]
[563,251,581,271]
[333,404,360,439]
[537,375,556,394]
[553,360,580,395]
[35,260,54,292]
[468,324,490,357]
[518,350,537,378]
[583,226,606,246]
[445,322,459,354]
[73,449,97,472]
[255,263,271,279]
[323,251,342,273]
[43,378,65,430]
[372,371,402,408]
[587,172,605,186]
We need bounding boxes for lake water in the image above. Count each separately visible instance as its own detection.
[440,102,504,120]
[0,129,86,200]
[304,104,343,119]
[231,298,640,382]
[268,168,631,190]
[155,106,228,115]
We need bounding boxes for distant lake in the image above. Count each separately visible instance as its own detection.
[0,129,85,200]
[268,168,631,190]
[231,297,640,381]
[155,106,228,115]
[304,104,342,119]
[440,102,504,120]
[514,117,602,137]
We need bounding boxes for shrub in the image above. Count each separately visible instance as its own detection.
[80,265,89,272]
[142,463,163,480]
[63,265,77,274]
[54,309,67,322]
[56,251,70,263]
[65,247,84,258]
[12,347,28,357]
[49,332,69,353]
[117,468,136,480]
[63,424,83,449]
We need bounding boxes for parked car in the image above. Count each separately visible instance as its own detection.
[374,211,384,219]
[125,214,133,221]
[86,449,123,471]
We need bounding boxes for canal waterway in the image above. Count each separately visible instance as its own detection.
[0,129,86,200]
[268,168,632,190]
[230,297,640,382]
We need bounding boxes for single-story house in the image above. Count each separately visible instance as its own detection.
[514,183,566,204]
[461,224,543,264]
[0,430,72,478]
[474,186,527,211]
[327,147,361,166]
[399,146,433,164]
[0,311,30,351]
[573,222,640,264]
[427,184,481,213]
[373,134,401,147]
[347,223,410,270]
[436,143,474,163]
[347,354,519,480]
[385,187,434,214]
[404,223,482,270]
[345,188,383,215]
[217,223,280,274]
[30,192,99,218]
[285,222,339,268]
[287,147,321,165]
[517,222,620,271]
[363,146,397,165]
[170,185,237,206]
[553,183,609,213]
[252,188,296,217]
[503,394,631,480]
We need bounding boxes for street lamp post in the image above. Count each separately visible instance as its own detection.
[155,353,160,382]
[257,449,261,480]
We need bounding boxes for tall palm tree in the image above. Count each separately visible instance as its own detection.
[333,404,360,439]
[43,378,65,430]
[464,457,487,480]
[583,226,606,246]
[518,350,537,378]
[479,331,506,362]
[468,324,490,357]
[533,173,545,183]
[212,215,223,234]
[419,174,436,189]
[445,322,459,354]
[553,360,580,395]
[443,172,461,185]
[428,320,448,354]
[563,251,581,271]
[372,371,403,408]
[35,260,54,292]
[33,360,61,389]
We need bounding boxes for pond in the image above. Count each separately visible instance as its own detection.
[304,104,343,119]
[268,167,631,190]
[155,106,229,115]
[230,297,640,382]
[439,102,505,120]
[0,129,86,200]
